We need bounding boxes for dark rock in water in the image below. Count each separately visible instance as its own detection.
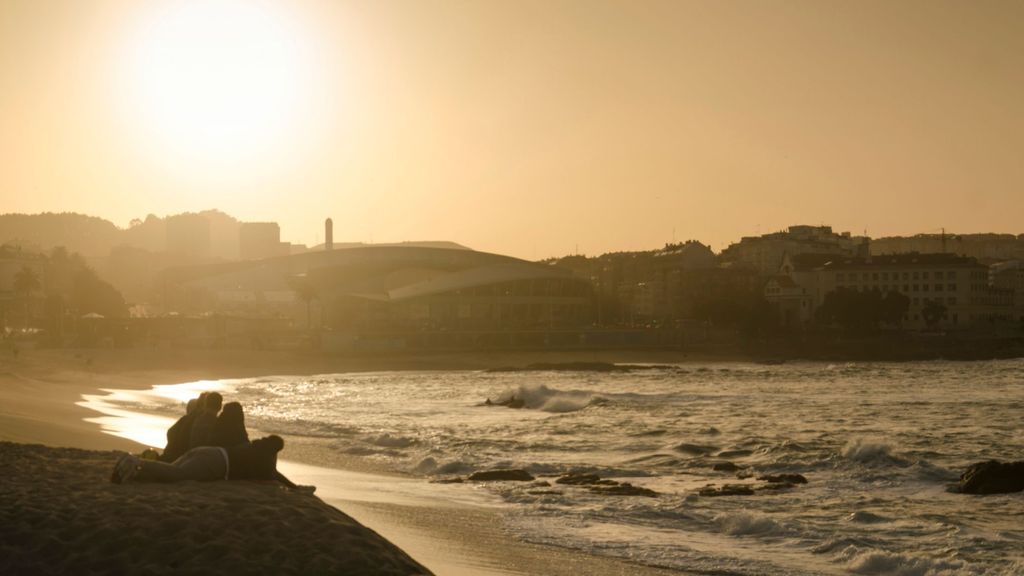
[468,469,535,482]
[589,483,658,498]
[712,462,741,472]
[758,473,808,484]
[430,476,465,484]
[756,482,798,492]
[673,443,719,456]
[484,396,525,409]
[957,460,1024,494]
[699,484,755,497]
[486,362,675,373]
[555,472,615,486]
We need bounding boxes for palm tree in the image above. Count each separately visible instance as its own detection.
[289,276,318,329]
[13,265,41,328]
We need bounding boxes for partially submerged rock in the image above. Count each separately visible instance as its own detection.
[589,483,658,498]
[712,461,741,472]
[467,469,535,482]
[551,472,657,497]
[957,460,1024,495]
[430,476,464,484]
[555,472,616,486]
[486,362,676,373]
[699,484,755,497]
[758,473,807,484]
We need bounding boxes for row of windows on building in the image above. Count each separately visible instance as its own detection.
[835,270,962,282]
[835,283,959,293]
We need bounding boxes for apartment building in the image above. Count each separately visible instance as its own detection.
[773,253,1010,329]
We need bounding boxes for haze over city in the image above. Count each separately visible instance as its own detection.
[3,0,1023,258]
[3,2,1024,576]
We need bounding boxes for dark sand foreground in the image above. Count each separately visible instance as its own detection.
[0,442,431,576]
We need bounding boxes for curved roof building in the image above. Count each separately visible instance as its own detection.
[167,243,593,335]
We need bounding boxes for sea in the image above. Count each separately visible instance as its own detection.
[82,360,1024,575]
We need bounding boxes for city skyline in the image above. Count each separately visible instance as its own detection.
[3,0,1023,259]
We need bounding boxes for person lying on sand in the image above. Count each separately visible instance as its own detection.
[112,435,314,493]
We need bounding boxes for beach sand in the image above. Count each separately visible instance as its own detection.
[0,347,690,575]
[0,442,430,575]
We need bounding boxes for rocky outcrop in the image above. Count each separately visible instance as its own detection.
[699,484,755,497]
[551,472,658,497]
[758,473,807,484]
[487,362,676,373]
[957,460,1024,495]
[467,469,535,482]
[555,472,616,486]
[589,483,658,498]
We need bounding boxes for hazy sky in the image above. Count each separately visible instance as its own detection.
[2,0,1022,259]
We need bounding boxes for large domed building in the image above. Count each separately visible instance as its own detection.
[161,242,594,350]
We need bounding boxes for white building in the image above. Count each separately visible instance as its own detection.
[772,252,1011,329]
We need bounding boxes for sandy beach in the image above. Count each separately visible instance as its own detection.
[0,346,689,576]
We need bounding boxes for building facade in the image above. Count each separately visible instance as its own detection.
[721,225,868,275]
[771,252,1014,329]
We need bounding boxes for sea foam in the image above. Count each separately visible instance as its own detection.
[488,383,600,413]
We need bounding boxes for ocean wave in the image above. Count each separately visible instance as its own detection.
[840,546,972,576]
[368,434,417,448]
[841,439,910,467]
[846,511,890,524]
[485,383,603,413]
[715,512,790,537]
[910,460,958,482]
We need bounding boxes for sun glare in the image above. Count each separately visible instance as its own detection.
[125,0,312,169]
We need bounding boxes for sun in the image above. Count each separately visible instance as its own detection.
[124,0,313,170]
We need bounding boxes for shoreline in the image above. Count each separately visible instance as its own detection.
[5,345,1020,575]
[0,347,696,576]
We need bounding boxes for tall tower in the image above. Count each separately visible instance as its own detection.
[325,218,333,250]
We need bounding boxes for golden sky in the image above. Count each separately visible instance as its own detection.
[2,0,1022,258]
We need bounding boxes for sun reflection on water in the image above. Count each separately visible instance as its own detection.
[77,379,235,449]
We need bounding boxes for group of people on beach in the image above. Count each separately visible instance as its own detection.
[111,391,311,492]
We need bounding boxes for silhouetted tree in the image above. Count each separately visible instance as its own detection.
[922,300,948,329]
[692,293,777,338]
[73,268,128,318]
[13,265,40,296]
[817,288,910,332]
[13,265,41,327]
[289,276,318,329]
[880,291,910,328]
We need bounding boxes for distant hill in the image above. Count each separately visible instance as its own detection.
[0,210,242,259]
[0,212,121,256]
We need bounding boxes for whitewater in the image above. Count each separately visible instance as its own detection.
[85,360,1024,575]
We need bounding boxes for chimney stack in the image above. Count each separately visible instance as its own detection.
[325,218,333,250]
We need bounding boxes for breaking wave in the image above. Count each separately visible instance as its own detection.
[485,383,602,413]
[840,546,973,576]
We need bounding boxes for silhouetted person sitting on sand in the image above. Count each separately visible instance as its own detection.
[159,397,200,463]
[112,435,311,491]
[211,401,250,448]
[189,392,223,449]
